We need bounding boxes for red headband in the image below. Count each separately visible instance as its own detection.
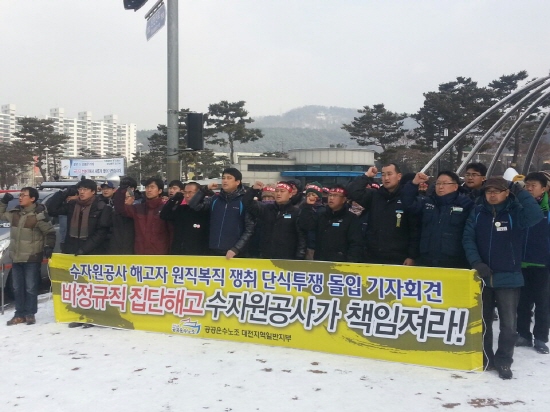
[305,184,322,192]
[276,183,292,192]
[262,186,275,192]
[329,187,347,196]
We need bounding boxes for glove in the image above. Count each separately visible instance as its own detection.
[473,262,492,279]
[509,181,524,196]
[43,247,54,259]
[1,192,14,204]
[172,192,184,202]
[74,249,84,257]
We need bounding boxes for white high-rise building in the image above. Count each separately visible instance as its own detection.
[0,104,137,159]
[0,104,17,144]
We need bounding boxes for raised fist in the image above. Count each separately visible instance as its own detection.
[1,192,14,204]
[365,166,378,178]
[413,172,429,185]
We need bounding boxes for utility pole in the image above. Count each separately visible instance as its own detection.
[126,0,179,182]
[166,0,179,182]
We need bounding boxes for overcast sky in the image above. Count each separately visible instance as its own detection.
[2,0,550,130]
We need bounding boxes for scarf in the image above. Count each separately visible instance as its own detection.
[69,196,95,239]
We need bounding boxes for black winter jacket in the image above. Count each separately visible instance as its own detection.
[46,191,112,255]
[160,197,210,255]
[109,211,135,255]
[300,204,364,263]
[347,176,419,264]
[243,189,306,260]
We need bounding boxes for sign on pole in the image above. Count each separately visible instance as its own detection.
[146,1,166,41]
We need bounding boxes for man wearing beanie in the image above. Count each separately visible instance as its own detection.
[188,167,254,259]
[463,176,543,379]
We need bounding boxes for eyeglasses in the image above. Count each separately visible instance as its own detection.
[435,182,457,186]
[486,189,506,195]
[465,173,482,178]
[19,194,31,198]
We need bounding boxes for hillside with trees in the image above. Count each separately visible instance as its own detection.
[137,105,366,153]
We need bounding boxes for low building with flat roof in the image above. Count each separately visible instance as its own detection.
[238,147,375,186]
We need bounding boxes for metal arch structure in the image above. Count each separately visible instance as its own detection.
[456,80,550,175]
[486,88,550,176]
[420,75,550,177]
[522,110,550,175]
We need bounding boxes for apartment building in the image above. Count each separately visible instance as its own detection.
[0,104,137,159]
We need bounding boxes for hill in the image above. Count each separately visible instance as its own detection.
[254,105,358,130]
[136,105,364,152]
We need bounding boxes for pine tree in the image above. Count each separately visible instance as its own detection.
[341,104,406,152]
[11,117,69,181]
[205,101,264,165]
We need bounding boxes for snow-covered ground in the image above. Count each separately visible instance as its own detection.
[2,294,549,412]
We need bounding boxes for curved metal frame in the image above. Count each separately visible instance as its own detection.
[420,76,550,175]
[522,110,550,175]
[487,90,550,176]
[456,81,550,174]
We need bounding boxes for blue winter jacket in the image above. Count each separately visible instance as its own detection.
[462,190,543,288]
[522,209,550,266]
[188,186,255,255]
[401,182,474,268]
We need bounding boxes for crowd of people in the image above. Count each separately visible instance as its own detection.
[2,162,549,380]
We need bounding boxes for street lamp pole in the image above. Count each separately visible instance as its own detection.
[432,138,441,176]
[137,143,143,185]
[43,148,50,181]
[443,128,448,171]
